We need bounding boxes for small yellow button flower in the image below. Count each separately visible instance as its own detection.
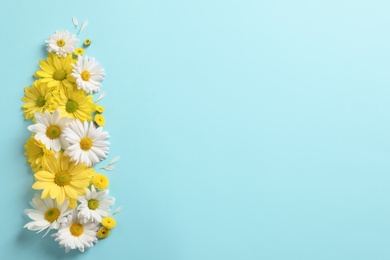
[102,217,116,229]
[97,227,110,239]
[94,114,105,126]
[73,47,84,56]
[92,174,109,190]
[83,38,91,46]
[95,104,105,113]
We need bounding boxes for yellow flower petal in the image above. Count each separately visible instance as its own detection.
[34,171,54,181]
[50,185,59,198]
[56,187,65,204]
[31,152,92,208]
[39,60,55,73]
[34,70,52,78]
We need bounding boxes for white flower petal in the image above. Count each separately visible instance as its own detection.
[72,17,78,28]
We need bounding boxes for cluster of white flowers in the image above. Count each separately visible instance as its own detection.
[28,109,110,167]
[25,186,116,253]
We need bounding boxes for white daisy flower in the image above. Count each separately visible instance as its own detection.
[72,56,105,94]
[46,31,78,57]
[52,209,99,253]
[27,110,71,152]
[24,194,72,237]
[77,185,115,223]
[63,119,110,167]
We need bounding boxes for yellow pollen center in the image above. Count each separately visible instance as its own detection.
[36,96,46,107]
[44,208,60,223]
[66,100,78,113]
[57,39,65,47]
[53,70,66,81]
[88,199,99,210]
[70,223,84,237]
[55,171,71,186]
[80,137,93,151]
[46,125,61,139]
[97,227,110,238]
[81,70,91,81]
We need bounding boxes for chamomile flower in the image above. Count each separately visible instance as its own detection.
[46,31,78,57]
[21,80,53,121]
[72,56,105,94]
[27,110,70,152]
[24,194,72,237]
[77,185,115,223]
[32,152,94,207]
[53,209,99,253]
[63,119,110,167]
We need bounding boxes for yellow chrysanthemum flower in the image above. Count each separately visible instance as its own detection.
[101,217,116,229]
[83,38,91,46]
[74,47,84,56]
[24,135,55,173]
[91,174,109,190]
[32,152,94,208]
[21,80,53,120]
[51,87,94,121]
[95,104,104,113]
[34,53,75,90]
[94,114,105,126]
[97,227,110,239]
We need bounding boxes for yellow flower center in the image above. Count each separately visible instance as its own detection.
[53,70,66,81]
[81,70,91,81]
[74,48,84,55]
[95,105,104,113]
[92,174,109,190]
[57,39,65,47]
[46,125,61,139]
[97,227,110,239]
[94,114,105,126]
[84,39,91,46]
[70,223,84,237]
[88,199,99,210]
[66,100,78,113]
[102,217,116,229]
[36,96,46,107]
[44,208,60,223]
[80,137,93,151]
[55,171,71,186]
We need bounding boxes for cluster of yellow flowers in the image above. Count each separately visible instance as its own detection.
[22,52,105,126]
[22,23,120,253]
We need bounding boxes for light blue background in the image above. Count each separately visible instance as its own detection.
[1,0,390,259]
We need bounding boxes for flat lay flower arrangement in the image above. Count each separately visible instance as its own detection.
[22,19,121,253]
